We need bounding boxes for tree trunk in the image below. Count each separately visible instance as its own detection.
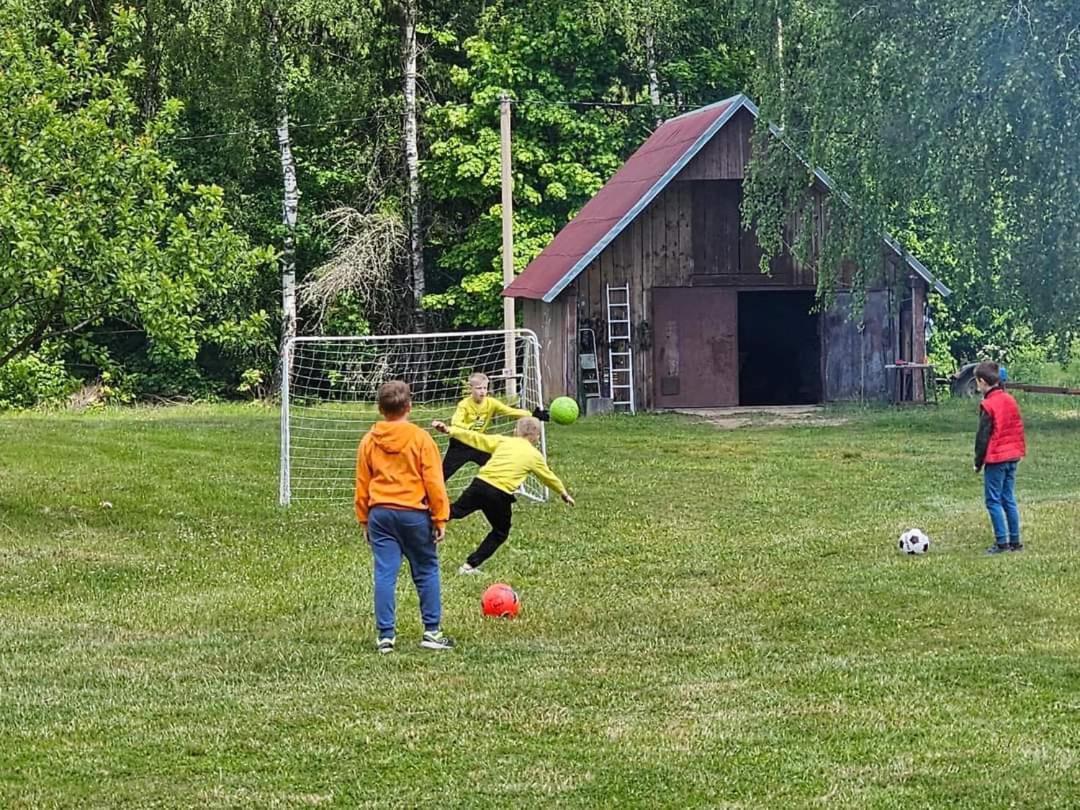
[269,8,298,351]
[644,27,661,126]
[141,0,161,120]
[402,0,424,326]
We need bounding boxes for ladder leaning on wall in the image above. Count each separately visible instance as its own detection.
[605,283,635,413]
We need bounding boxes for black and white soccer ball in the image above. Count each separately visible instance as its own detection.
[898,528,931,555]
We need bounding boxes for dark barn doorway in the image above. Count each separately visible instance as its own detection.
[738,291,821,405]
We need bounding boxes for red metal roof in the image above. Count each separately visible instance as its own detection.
[505,95,745,302]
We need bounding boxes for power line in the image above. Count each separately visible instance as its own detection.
[169,112,402,143]
[168,96,698,143]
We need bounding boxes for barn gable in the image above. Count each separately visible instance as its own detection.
[505,94,949,302]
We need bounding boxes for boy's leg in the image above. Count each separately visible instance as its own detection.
[450,479,484,521]
[983,464,1009,550]
[465,490,513,568]
[396,509,442,632]
[442,439,472,482]
[1001,461,1022,548]
[367,507,403,637]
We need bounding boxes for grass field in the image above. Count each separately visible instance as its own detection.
[2,398,1079,808]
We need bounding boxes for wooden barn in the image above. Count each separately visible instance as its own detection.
[504,94,950,411]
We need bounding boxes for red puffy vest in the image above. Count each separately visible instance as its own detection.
[981,388,1026,464]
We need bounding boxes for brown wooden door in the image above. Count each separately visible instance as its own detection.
[652,287,738,407]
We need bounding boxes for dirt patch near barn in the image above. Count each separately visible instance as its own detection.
[673,405,848,429]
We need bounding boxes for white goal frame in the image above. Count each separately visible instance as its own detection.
[279,329,547,506]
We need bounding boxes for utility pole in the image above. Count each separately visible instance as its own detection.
[500,93,517,397]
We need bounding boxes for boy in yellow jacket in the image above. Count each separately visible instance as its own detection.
[431,416,573,575]
[356,381,452,652]
[442,372,550,482]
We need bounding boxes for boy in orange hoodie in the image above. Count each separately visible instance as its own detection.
[355,381,452,652]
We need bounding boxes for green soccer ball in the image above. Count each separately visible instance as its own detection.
[549,396,579,425]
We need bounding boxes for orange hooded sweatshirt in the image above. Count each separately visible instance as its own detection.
[354,420,449,527]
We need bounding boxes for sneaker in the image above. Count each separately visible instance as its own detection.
[458,563,482,576]
[420,630,455,651]
[1008,543,1024,552]
[985,544,1009,555]
[376,636,395,654]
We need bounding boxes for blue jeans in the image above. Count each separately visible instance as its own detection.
[983,461,1021,545]
[368,506,441,636]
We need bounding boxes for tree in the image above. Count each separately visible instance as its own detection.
[0,5,272,373]
[737,1,1080,345]
[422,0,749,327]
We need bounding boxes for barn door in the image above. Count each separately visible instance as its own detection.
[652,287,738,407]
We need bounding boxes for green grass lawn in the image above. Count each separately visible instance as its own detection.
[2,398,1079,808]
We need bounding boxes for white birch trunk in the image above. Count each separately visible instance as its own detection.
[402,0,424,324]
[645,27,661,124]
[269,9,297,348]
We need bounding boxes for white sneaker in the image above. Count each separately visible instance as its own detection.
[376,636,395,654]
[458,563,482,576]
[420,630,455,651]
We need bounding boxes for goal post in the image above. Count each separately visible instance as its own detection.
[279,329,547,506]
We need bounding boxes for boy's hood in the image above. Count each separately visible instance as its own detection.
[369,420,423,454]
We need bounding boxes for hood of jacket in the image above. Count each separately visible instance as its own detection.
[368,420,425,454]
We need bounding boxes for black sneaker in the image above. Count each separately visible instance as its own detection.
[420,630,454,651]
[1007,543,1024,552]
[985,544,1009,555]
[376,636,395,654]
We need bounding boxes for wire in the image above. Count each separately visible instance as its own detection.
[167,96,699,142]
[169,112,403,143]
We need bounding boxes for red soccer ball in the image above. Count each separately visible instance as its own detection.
[481,583,520,618]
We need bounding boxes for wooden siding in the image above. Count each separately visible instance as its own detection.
[521,290,576,402]
[535,105,928,408]
[678,107,755,181]
[822,290,893,401]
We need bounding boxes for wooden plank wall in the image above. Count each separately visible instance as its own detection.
[544,103,932,407]
[521,291,576,401]
[821,289,893,401]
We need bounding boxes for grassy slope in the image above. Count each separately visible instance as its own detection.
[1,399,1078,808]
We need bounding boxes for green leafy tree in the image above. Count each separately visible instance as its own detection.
[0,5,272,383]
[737,1,1080,349]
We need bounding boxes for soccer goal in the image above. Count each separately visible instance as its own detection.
[280,329,548,506]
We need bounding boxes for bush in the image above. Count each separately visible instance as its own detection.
[0,352,75,409]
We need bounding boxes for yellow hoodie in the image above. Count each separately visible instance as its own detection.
[450,396,530,433]
[355,420,449,527]
[447,426,567,497]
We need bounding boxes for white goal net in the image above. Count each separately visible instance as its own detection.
[280,329,547,506]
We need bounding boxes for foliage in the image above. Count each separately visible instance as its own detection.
[0,348,73,408]
[737,0,1080,344]
[422,0,750,328]
[0,3,274,398]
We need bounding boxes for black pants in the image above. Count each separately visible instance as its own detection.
[451,478,515,568]
[442,437,492,483]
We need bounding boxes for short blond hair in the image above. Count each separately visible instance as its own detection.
[514,416,542,439]
[468,372,489,387]
[377,380,411,417]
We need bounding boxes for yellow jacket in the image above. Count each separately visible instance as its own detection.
[447,426,567,497]
[450,396,530,433]
[355,420,450,527]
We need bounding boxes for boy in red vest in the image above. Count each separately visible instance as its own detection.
[973,362,1027,554]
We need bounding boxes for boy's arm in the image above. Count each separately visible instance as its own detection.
[447,425,503,454]
[449,399,471,429]
[974,408,993,471]
[354,438,372,525]
[420,434,450,527]
[491,398,531,420]
[531,454,569,498]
